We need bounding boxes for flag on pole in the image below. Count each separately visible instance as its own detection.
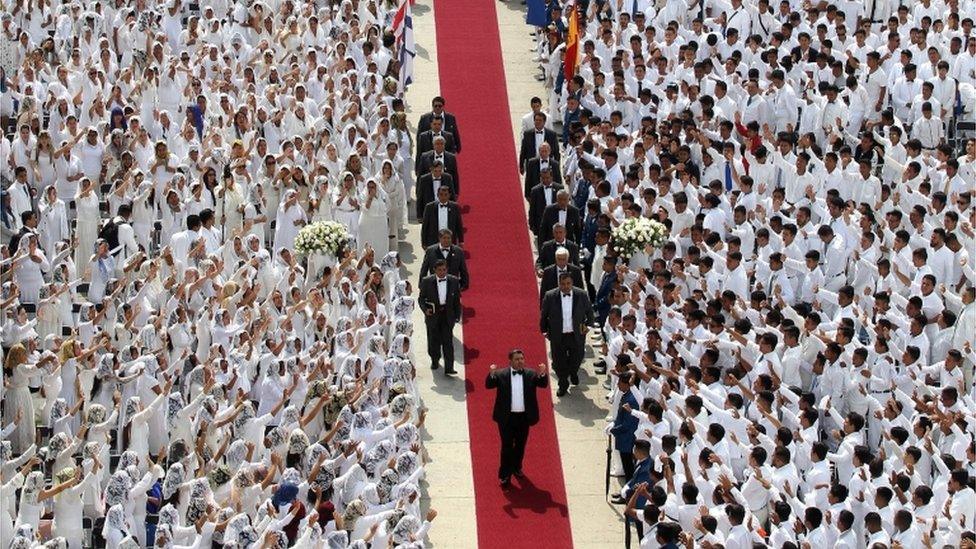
[391,0,415,92]
[563,4,580,81]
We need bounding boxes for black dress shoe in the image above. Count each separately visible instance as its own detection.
[513,470,526,479]
[444,367,457,376]
[610,495,626,504]
[499,477,511,486]
[570,373,580,385]
[431,362,440,370]
[556,387,569,397]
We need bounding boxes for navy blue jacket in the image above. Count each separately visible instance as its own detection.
[611,391,639,452]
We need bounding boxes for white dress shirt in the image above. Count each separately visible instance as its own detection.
[560,292,574,333]
[436,277,447,304]
[437,202,449,231]
[510,370,525,413]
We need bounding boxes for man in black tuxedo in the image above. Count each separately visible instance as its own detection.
[539,189,581,247]
[789,32,819,63]
[527,169,562,240]
[8,211,37,254]
[418,260,462,375]
[417,96,461,153]
[540,273,594,396]
[416,116,457,167]
[522,141,562,198]
[485,349,549,486]
[539,247,585,305]
[416,136,460,194]
[518,112,560,175]
[535,224,580,271]
[415,162,456,218]
[419,229,469,290]
[421,186,464,249]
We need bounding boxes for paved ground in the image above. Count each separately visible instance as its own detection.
[402,1,626,546]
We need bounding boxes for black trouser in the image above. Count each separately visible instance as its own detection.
[425,313,455,369]
[620,451,635,481]
[550,332,584,389]
[497,413,530,479]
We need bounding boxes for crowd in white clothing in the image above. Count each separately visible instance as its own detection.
[522,0,976,546]
[0,0,442,547]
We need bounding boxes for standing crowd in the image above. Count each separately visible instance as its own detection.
[0,0,454,547]
[522,0,976,547]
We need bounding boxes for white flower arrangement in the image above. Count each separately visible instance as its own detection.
[611,217,669,259]
[294,221,350,257]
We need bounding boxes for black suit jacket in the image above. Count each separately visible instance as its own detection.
[790,46,819,63]
[416,150,460,193]
[519,128,560,172]
[539,204,581,246]
[418,274,462,324]
[523,156,563,198]
[486,366,547,425]
[540,287,594,344]
[418,112,462,153]
[539,264,585,305]
[415,173,456,218]
[420,243,469,290]
[416,130,457,166]
[8,227,34,254]
[535,239,580,270]
[420,201,464,248]
[527,183,563,237]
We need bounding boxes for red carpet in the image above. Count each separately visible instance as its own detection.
[432,1,574,547]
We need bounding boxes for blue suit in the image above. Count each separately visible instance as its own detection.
[594,270,615,324]
[611,391,639,452]
[620,457,651,507]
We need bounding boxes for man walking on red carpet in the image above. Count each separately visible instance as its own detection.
[486,349,549,486]
[540,272,594,396]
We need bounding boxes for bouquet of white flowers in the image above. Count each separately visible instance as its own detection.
[294,221,350,257]
[611,217,669,259]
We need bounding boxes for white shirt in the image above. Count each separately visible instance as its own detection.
[533,129,545,153]
[510,370,525,413]
[560,292,574,333]
[436,277,447,305]
[437,202,449,231]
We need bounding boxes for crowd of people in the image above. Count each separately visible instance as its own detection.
[0,0,457,547]
[522,0,976,547]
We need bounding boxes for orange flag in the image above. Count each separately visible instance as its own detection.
[563,5,580,81]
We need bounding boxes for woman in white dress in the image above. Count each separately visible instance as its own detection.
[308,176,334,223]
[73,178,100,274]
[38,186,69,257]
[52,461,102,549]
[357,179,389,258]
[389,112,414,200]
[12,235,50,305]
[377,159,405,249]
[333,172,361,246]
[2,345,40,454]
[273,190,308,253]
[31,132,60,193]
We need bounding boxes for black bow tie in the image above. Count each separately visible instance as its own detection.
[440,248,450,254]
[439,203,448,208]
[512,369,523,376]
[437,278,447,283]
[536,130,544,134]
[562,293,572,298]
